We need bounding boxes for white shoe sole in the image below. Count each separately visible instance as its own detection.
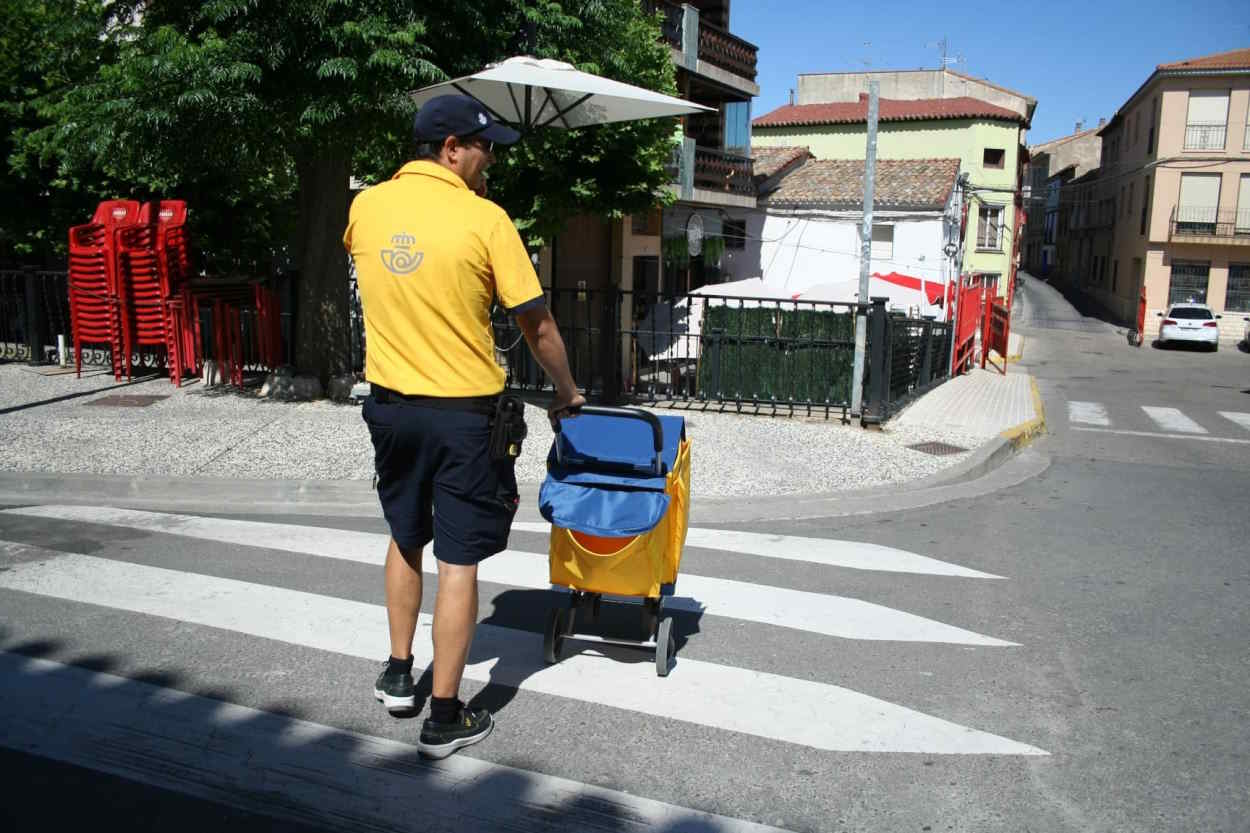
[374,688,416,713]
[417,721,493,759]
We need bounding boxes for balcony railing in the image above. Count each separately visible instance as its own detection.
[698,24,758,81]
[1170,206,1250,239]
[643,0,758,82]
[693,146,755,197]
[1183,122,1227,151]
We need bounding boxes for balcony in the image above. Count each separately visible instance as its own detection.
[1169,206,1250,244]
[1183,122,1227,151]
[644,0,758,83]
[667,140,756,206]
[694,146,754,197]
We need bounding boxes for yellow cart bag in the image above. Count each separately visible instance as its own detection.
[537,406,691,675]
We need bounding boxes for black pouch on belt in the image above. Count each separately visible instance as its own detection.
[489,395,528,461]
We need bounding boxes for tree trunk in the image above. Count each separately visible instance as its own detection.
[293,152,352,385]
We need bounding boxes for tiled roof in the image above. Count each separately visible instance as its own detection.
[761,157,961,210]
[1158,47,1250,71]
[751,146,812,182]
[1028,126,1100,152]
[752,95,1025,128]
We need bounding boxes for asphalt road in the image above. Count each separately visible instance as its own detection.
[1,277,1247,832]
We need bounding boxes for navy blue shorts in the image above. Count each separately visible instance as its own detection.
[361,394,519,565]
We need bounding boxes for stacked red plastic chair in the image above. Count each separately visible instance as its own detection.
[116,200,197,385]
[67,200,141,378]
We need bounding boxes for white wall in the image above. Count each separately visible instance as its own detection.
[746,211,949,295]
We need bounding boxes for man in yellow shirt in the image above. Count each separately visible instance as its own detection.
[344,95,584,759]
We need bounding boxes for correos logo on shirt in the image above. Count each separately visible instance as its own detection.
[380,232,424,275]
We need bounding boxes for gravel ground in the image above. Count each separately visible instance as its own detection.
[0,364,1000,498]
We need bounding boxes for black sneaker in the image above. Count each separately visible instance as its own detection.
[417,707,493,759]
[373,661,415,713]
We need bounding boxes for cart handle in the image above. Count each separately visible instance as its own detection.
[554,405,664,475]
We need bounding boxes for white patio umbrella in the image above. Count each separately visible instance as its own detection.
[410,56,713,131]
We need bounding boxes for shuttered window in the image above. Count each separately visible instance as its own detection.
[976,206,1003,250]
[1184,91,1229,150]
[1177,173,1221,230]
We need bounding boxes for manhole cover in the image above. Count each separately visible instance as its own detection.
[907,441,968,456]
[85,395,169,407]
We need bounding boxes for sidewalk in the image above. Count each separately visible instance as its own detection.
[0,357,1043,519]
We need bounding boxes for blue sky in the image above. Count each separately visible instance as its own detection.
[733,0,1250,145]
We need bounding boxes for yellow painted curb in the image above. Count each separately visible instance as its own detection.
[999,376,1046,450]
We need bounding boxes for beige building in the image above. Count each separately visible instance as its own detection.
[1071,47,1250,340]
[1022,124,1102,275]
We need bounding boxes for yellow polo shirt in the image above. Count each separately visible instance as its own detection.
[343,161,544,396]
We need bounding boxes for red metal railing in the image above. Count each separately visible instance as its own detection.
[949,277,983,375]
[981,295,1010,374]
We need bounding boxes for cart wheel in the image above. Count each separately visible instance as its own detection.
[641,598,658,639]
[543,608,565,665]
[655,617,675,677]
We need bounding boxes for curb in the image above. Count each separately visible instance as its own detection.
[998,376,1046,450]
[0,378,1051,524]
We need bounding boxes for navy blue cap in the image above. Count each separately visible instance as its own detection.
[413,95,521,145]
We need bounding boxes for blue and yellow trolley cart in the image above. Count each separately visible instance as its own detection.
[538,406,691,676]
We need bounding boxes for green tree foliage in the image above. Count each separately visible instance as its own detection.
[1,0,119,263]
[13,0,678,380]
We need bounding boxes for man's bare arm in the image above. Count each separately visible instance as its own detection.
[515,304,586,421]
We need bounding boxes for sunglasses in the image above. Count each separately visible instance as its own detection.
[458,135,494,155]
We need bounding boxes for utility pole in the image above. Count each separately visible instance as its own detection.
[850,81,879,418]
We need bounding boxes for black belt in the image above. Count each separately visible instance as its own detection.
[370,385,498,416]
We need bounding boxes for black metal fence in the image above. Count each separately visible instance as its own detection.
[2,267,295,375]
[862,297,952,423]
[0,268,72,363]
[484,289,949,421]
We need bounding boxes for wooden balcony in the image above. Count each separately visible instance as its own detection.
[643,0,758,83]
[694,146,755,198]
[697,24,757,82]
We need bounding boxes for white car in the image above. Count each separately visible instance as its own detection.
[1157,303,1221,351]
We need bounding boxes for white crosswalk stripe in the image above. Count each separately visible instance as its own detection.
[1067,400,1110,426]
[514,520,1004,578]
[1219,411,1250,433]
[1141,406,1208,434]
[0,546,1046,756]
[1,651,788,833]
[2,506,1015,645]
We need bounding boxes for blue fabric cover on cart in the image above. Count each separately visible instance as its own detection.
[538,413,685,537]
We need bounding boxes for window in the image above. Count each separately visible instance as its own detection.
[1140,176,1151,236]
[1166,306,1213,319]
[983,148,1005,169]
[857,223,894,259]
[977,206,1003,250]
[1128,183,1135,219]
[1184,90,1229,150]
[631,208,660,236]
[1147,97,1157,154]
[1176,173,1222,233]
[1227,264,1250,312]
[1112,260,1119,293]
[722,218,746,250]
[1168,260,1210,305]
[723,101,751,157]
